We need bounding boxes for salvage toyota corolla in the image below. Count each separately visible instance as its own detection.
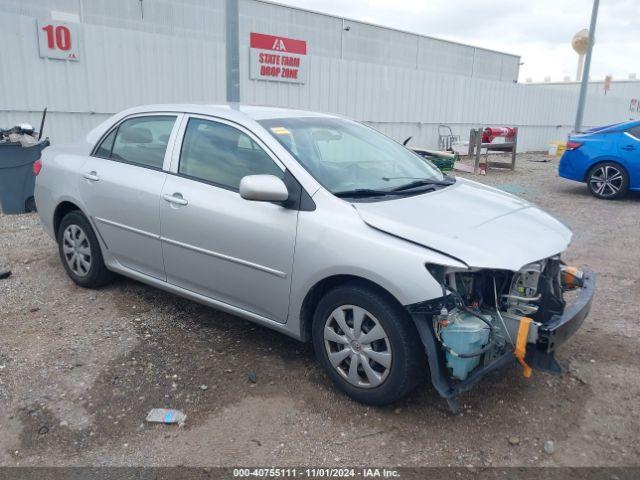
[34,105,595,411]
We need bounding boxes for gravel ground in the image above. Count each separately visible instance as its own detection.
[0,153,639,467]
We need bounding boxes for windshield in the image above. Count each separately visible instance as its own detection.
[258,117,446,196]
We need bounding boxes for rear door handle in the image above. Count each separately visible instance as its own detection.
[83,171,99,181]
[622,145,636,151]
[162,193,188,206]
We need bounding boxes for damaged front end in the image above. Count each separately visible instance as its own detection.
[407,257,595,413]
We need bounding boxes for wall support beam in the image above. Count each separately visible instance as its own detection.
[225,0,240,103]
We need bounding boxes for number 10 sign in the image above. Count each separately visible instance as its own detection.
[37,20,79,61]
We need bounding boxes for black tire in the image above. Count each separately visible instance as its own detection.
[587,162,629,200]
[57,210,114,288]
[312,283,426,405]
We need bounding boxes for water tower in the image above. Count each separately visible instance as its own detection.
[572,29,590,81]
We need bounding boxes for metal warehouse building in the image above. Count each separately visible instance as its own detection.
[526,79,640,110]
[0,0,636,151]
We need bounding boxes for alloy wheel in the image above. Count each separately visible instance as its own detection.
[323,305,392,388]
[589,165,624,198]
[62,224,92,277]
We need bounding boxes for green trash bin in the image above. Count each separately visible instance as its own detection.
[0,139,50,214]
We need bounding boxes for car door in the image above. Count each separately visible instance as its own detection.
[159,115,298,322]
[622,126,640,189]
[79,113,181,280]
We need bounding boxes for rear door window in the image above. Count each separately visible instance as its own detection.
[95,115,176,170]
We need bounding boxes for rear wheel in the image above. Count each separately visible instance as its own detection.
[312,284,426,405]
[587,162,628,199]
[57,211,113,288]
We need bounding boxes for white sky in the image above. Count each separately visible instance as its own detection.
[275,0,640,83]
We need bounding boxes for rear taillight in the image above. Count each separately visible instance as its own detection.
[565,141,583,151]
[33,158,42,176]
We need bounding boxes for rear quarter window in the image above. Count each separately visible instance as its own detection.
[627,126,640,140]
[94,128,116,158]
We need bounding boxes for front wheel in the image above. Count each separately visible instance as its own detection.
[587,162,628,199]
[312,284,426,405]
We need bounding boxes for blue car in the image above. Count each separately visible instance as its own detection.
[559,119,640,199]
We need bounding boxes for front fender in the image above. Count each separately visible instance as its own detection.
[287,198,467,337]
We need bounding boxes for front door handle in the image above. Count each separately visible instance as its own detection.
[162,193,188,206]
[622,145,636,151]
[83,171,99,181]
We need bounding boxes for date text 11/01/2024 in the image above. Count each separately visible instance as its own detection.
[232,468,400,478]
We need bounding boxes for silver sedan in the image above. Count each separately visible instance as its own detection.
[35,104,594,410]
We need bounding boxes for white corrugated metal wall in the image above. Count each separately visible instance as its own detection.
[0,0,635,151]
[0,0,227,142]
[525,80,640,100]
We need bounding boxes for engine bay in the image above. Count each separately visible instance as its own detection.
[432,257,581,381]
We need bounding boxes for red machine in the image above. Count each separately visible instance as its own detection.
[482,126,516,143]
[466,126,519,174]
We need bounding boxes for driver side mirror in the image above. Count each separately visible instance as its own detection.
[239,174,289,202]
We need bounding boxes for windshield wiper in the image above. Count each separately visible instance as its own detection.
[389,177,455,192]
[334,186,443,198]
[334,188,391,198]
[335,175,456,198]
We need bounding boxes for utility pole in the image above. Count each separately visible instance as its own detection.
[574,0,600,133]
[225,0,240,103]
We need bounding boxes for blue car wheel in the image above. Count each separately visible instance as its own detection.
[587,162,629,200]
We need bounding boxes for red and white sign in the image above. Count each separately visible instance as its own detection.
[37,20,79,61]
[249,33,307,84]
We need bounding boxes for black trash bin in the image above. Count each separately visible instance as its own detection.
[0,139,50,214]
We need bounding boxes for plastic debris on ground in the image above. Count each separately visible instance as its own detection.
[430,157,455,171]
[146,408,187,426]
[412,148,457,171]
[0,269,11,280]
[548,141,567,158]
[402,137,457,171]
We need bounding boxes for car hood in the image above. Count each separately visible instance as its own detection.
[353,178,572,271]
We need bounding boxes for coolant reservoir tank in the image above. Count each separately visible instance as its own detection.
[441,312,490,380]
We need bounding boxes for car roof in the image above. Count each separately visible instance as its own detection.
[85,104,341,146]
[585,119,640,134]
[119,104,339,121]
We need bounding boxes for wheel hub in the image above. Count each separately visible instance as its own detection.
[323,305,392,389]
[62,224,92,277]
[590,165,623,197]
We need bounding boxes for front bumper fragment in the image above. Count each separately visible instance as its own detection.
[536,267,595,353]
